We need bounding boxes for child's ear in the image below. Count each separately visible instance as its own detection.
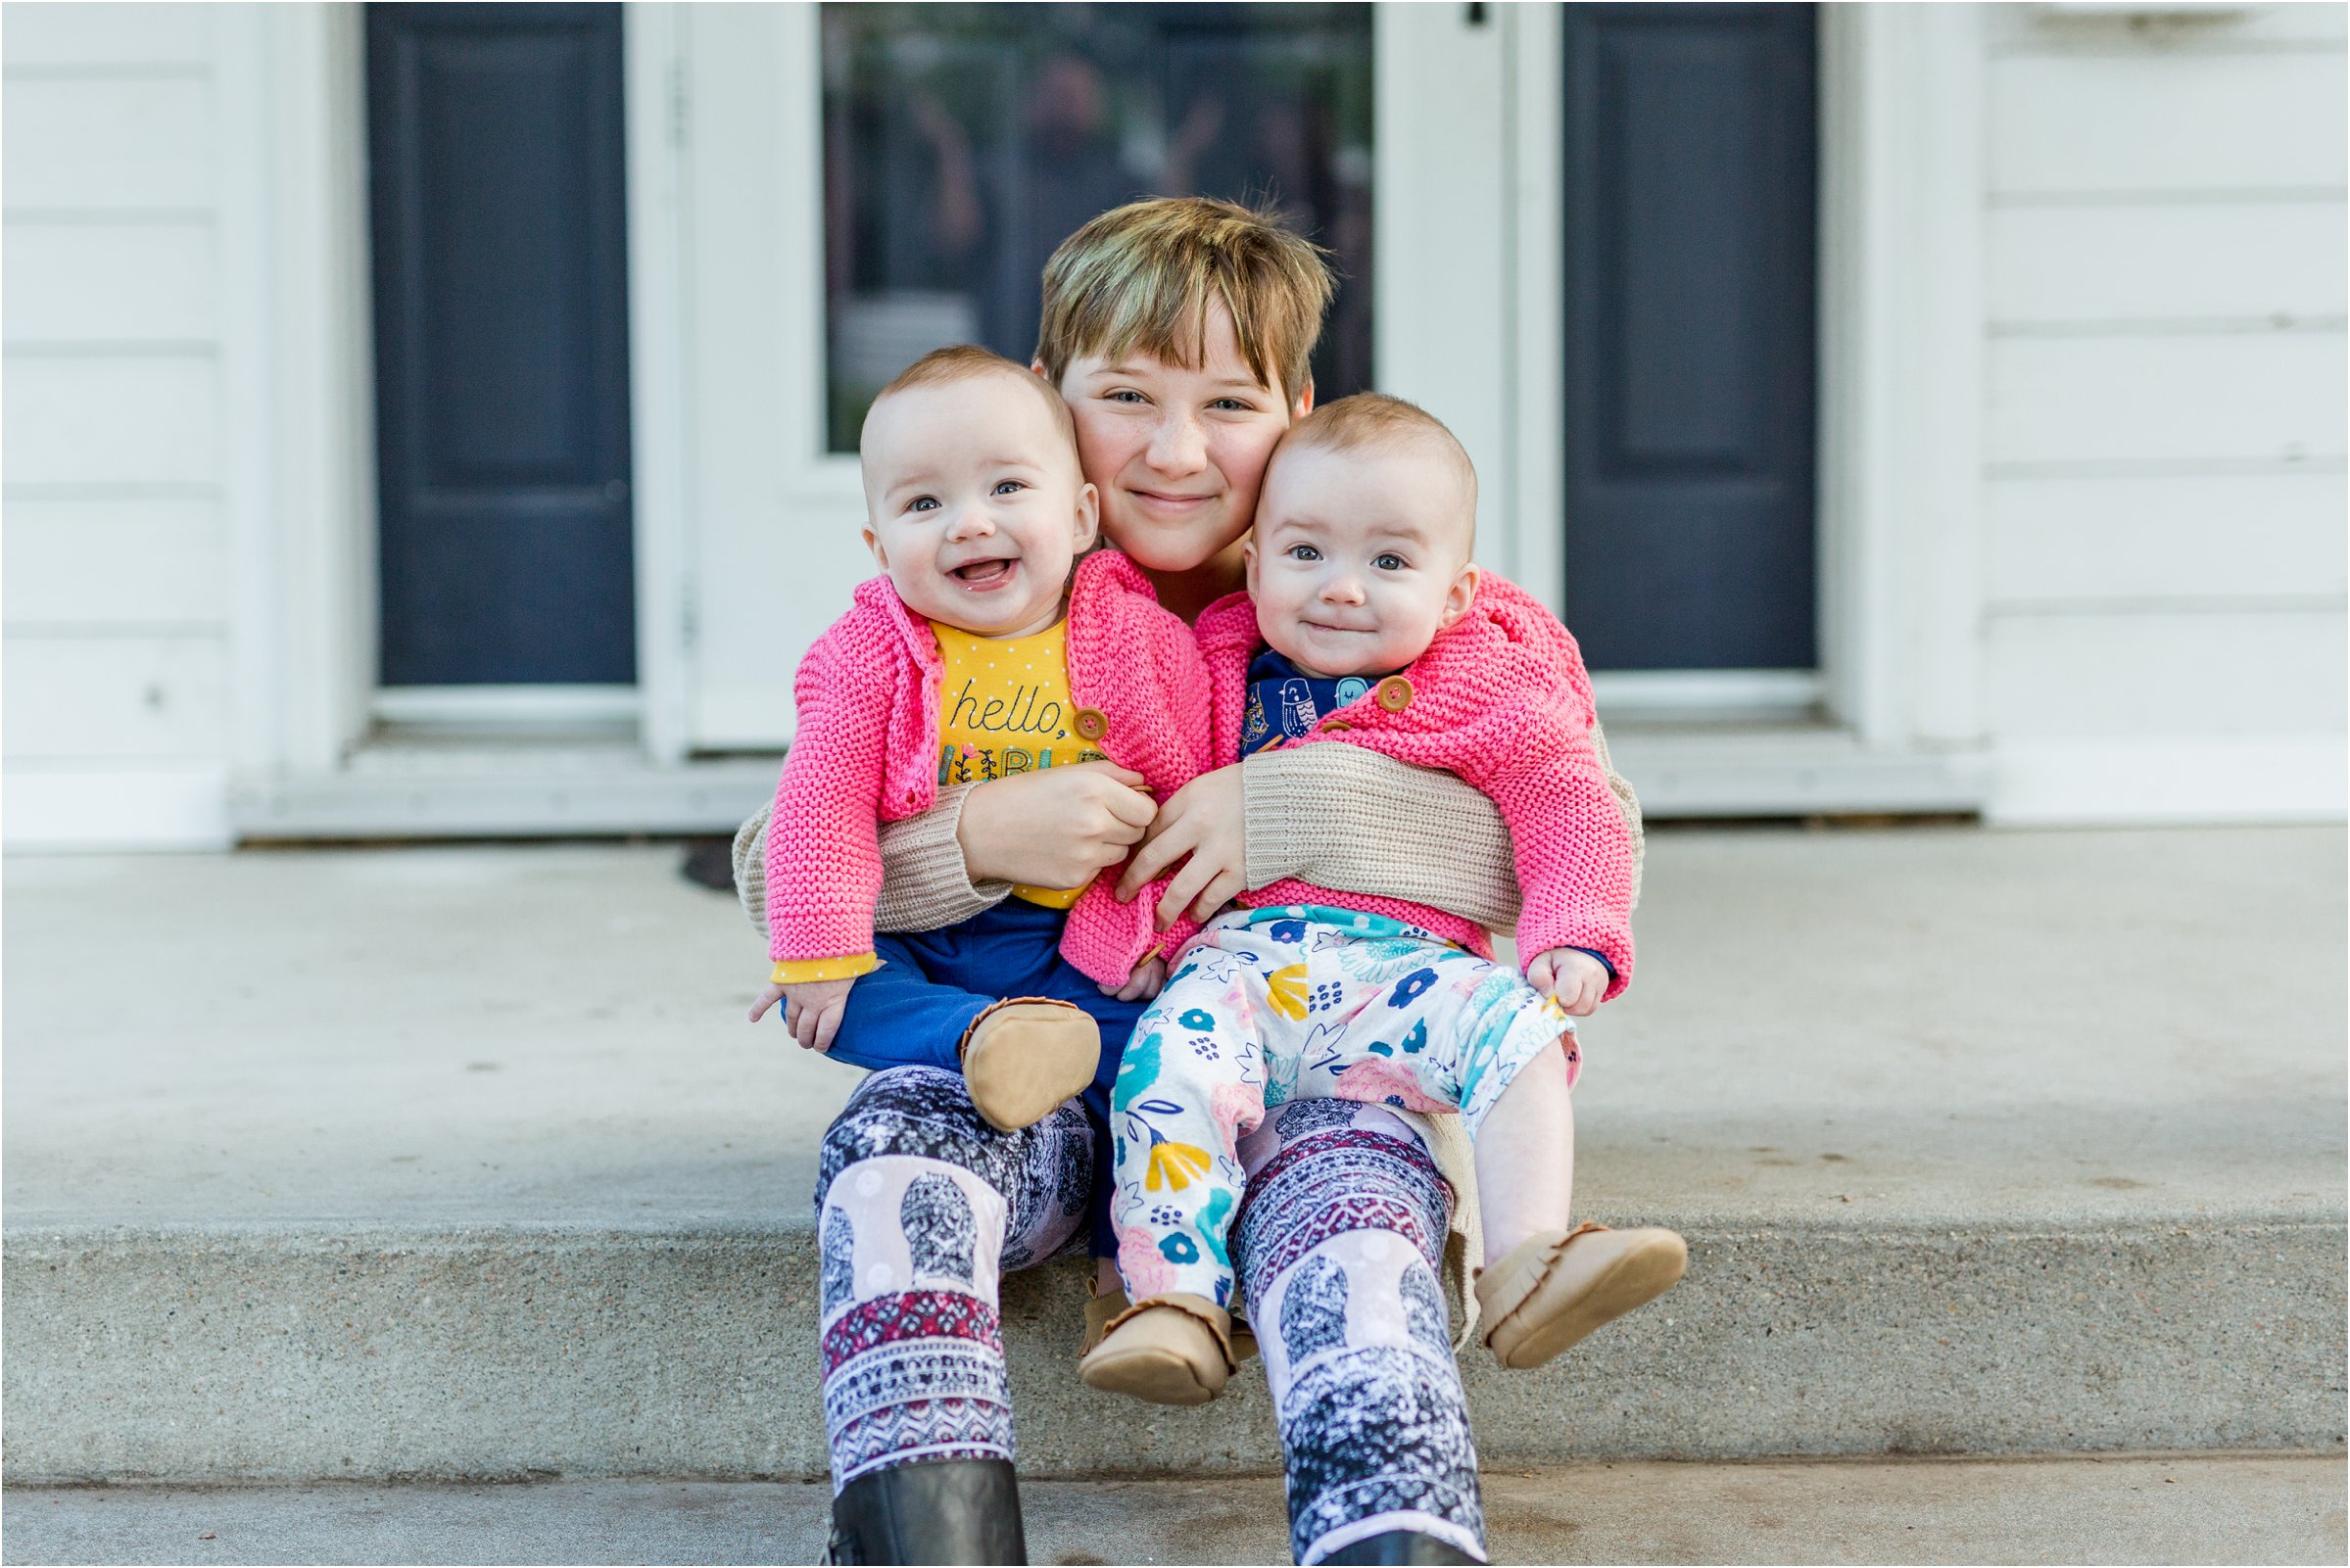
[1072,482,1101,553]
[1436,563,1480,631]
[1242,538,1261,596]
[862,525,887,572]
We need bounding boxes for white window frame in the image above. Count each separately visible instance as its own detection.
[236,2,697,785]
[1384,2,1986,747]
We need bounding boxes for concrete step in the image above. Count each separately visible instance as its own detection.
[5,830,2342,1483]
[7,1454,2345,1565]
[7,1213,2343,1484]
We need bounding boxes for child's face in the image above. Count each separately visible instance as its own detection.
[1049,299,1309,577]
[860,374,1099,640]
[1245,439,1479,680]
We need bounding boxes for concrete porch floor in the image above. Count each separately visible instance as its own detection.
[7,824,2342,1231]
[3,824,2343,1485]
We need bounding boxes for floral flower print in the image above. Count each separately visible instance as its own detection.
[1388,968,1438,1008]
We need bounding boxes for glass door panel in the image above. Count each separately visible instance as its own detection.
[820,3,1374,450]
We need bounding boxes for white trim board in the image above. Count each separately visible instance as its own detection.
[230,753,780,839]
[4,764,233,852]
[1989,736,2347,825]
[373,686,643,730]
[1593,671,1825,724]
[1606,728,1990,818]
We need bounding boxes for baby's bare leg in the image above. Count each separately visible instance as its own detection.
[1471,1035,1576,1270]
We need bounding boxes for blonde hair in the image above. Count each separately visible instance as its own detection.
[867,344,1077,448]
[1035,197,1333,403]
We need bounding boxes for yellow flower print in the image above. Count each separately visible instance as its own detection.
[1145,1138,1214,1193]
[1265,963,1311,1021]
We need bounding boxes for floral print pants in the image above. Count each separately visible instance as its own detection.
[816,1065,1487,1565]
[1110,907,1574,1310]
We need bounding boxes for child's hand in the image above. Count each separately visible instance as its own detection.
[1103,955,1168,1002]
[774,976,855,1052]
[1118,765,1247,928]
[748,980,789,1023]
[1526,948,1607,1018]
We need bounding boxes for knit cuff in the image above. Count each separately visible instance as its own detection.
[733,785,1013,941]
[874,782,1015,933]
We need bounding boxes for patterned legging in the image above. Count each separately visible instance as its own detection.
[815,1067,1484,1565]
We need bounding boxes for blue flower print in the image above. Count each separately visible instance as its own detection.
[1269,919,1308,945]
[1160,1233,1201,1263]
[1179,1008,1217,1032]
[1388,969,1438,1008]
[1400,1020,1428,1054]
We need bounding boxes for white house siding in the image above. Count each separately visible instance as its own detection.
[2,3,2342,847]
[3,3,237,847]
[1976,5,2348,823]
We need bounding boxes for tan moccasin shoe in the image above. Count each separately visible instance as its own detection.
[1475,1221,1687,1369]
[1083,1282,1255,1363]
[957,998,1099,1132]
[1079,1293,1235,1406]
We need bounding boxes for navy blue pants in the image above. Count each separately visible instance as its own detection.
[813,897,1149,1255]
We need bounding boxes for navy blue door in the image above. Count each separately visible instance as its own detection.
[366,3,636,687]
[1560,5,1817,672]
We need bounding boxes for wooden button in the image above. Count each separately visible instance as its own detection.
[1072,706,1109,741]
[1374,676,1415,712]
[1319,720,1350,733]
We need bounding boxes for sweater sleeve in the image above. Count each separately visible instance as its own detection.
[1482,707,1639,999]
[735,784,1013,939]
[1240,744,1526,932]
[764,640,890,967]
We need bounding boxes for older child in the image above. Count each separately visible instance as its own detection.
[749,346,1203,1136]
[1082,394,1683,1404]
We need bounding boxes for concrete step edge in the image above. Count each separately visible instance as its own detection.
[6,1216,2342,1484]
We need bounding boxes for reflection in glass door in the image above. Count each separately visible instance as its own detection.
[820,3,1374,450]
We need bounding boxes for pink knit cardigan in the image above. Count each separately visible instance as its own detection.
[766,549,1210,987]
[1193,573,1637,998]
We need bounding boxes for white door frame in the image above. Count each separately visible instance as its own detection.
[237,1,696,784]
[1378,2,1985,747]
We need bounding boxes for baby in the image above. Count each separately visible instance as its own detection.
[1081,394,1684,1404]
[750,346,1202,1151]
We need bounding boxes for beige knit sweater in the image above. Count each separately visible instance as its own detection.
[736,731,1644,1347]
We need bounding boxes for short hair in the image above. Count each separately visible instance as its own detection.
[866,344,1077,449]
[1274,393,1477,497]
[1035,197,1334,404]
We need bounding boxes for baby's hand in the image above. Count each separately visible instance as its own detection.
[1526,948,1607,1018]
[768,976,856,1053]
[1103,955,1168,1003]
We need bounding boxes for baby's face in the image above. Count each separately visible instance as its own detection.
[861,374,1099,640]
[1246,439,1478,680]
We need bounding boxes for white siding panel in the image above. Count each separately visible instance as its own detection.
[2,498,225,626]
[1989,53,2348,196]
[2,220,217,342]
[1986,470,2350,604]
[1,633,230,759]
[2,355,219,486]
[1987,333,2347,466]
[0,761,231,850]
[1,77,213,212]
[1987,5,2350,51]
[0,2,216,68]
[1989,202,2349,324]
[1985,609,2347,736]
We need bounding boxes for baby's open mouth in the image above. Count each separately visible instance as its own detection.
[951,558,1016,586]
